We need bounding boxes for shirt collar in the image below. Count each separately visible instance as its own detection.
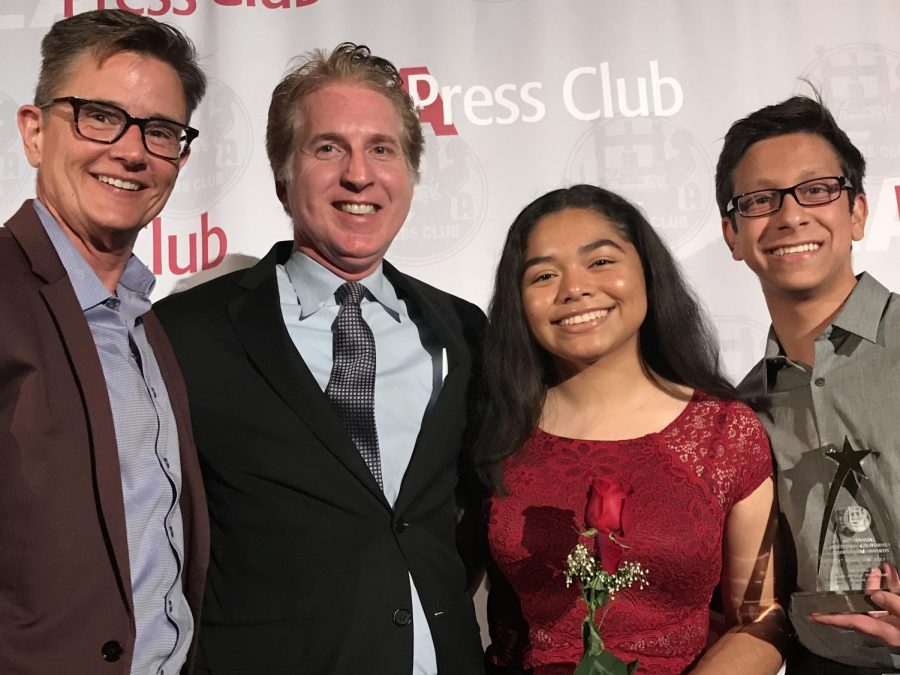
[759,325,788,394]
[283,249,402,321]
[33,199,156,311]
[762,271,890,369]
[830,272,890,344]
[763,325,783,361]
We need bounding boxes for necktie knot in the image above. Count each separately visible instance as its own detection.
[335,281,366,308]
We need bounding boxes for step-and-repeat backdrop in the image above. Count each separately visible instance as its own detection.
[2,1,899,656]
[3,1,900,384]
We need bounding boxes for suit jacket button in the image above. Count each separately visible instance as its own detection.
[392,608,412,626]
[101,640,123,662]
[394,518,407,534]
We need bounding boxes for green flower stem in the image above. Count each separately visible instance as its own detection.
[565,542,647,675]
[597,603,612,631]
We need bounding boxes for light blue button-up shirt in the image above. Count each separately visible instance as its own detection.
[276,250,443,675]
[35,201,192,674]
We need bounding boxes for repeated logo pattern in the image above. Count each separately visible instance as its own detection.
[713,315,770,384]
[564,116,713,254]
[390,129,488,265]
[0,92,31,213]
[166,78,253,216]
[802,43,900,185]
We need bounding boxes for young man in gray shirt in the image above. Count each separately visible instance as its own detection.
[717,96,900,674]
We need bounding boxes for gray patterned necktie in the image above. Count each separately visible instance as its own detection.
[325,281,382,488]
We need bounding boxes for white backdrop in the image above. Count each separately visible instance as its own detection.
[2,1,899,660]
[2,1,900,384]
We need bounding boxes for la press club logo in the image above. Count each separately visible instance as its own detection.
[801,43,900,246]
[560,64,710,255]
[390,68,488,266]
[714,315,769,385]
[396,61,693,263]
[145,78,253,277]
[62,0,318,16]
[0,93,31,213]
[564,116,713,254]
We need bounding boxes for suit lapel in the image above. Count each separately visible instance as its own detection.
[5,201,134,611]
[385,263,473,513]
[384,262,468,377]
[227,243,390,506]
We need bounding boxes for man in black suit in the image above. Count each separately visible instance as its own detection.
[155,43,486,675]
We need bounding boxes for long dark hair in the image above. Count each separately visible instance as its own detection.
[473,184,734,493]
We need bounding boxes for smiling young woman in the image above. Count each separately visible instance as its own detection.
[520,207,648,384]
[473,184,787,675]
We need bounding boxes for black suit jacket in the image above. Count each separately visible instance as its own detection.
[155,241,486,675]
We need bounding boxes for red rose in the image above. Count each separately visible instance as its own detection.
[585,477,630,538]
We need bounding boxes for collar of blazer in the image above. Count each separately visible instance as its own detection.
[228,241,474,508]
[5,200,69,284]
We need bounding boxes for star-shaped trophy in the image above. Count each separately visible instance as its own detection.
[816,437,872,572]
[785,430,900,675]
[792,435,893,615]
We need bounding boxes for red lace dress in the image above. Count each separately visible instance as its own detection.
[485,392,773,674]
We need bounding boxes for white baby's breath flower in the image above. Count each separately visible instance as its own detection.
[564,543,648,596]
[564,543,597,587]
[607,561,649,595]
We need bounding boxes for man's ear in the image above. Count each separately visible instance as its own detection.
[850,192,868,242]
[274,180,292,216]
[722,216,743,261]
[17,105,44,169]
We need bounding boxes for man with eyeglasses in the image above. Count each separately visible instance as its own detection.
[1,10,208,674]
[717,95,900,674]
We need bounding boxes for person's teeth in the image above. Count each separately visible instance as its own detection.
[98,175,140,191]
[339,203,376,214]
[559,309,609,326]
[771,243,820,256]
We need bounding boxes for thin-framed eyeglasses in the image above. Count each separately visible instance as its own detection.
[726,176,853,218]
[39,96,198,160]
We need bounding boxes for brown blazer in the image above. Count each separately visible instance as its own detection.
[0,201,209,674]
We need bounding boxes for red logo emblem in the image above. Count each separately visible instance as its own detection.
[400,67,458,137]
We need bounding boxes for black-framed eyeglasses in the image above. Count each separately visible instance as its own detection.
[726,176,853,218]
[40,96,198,160]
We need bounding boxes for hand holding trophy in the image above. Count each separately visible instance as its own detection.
[808,565,900,647]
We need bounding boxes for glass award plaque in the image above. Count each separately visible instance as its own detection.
[792,439,898,616]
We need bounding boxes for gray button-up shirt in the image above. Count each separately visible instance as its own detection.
[739,272,900,669]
